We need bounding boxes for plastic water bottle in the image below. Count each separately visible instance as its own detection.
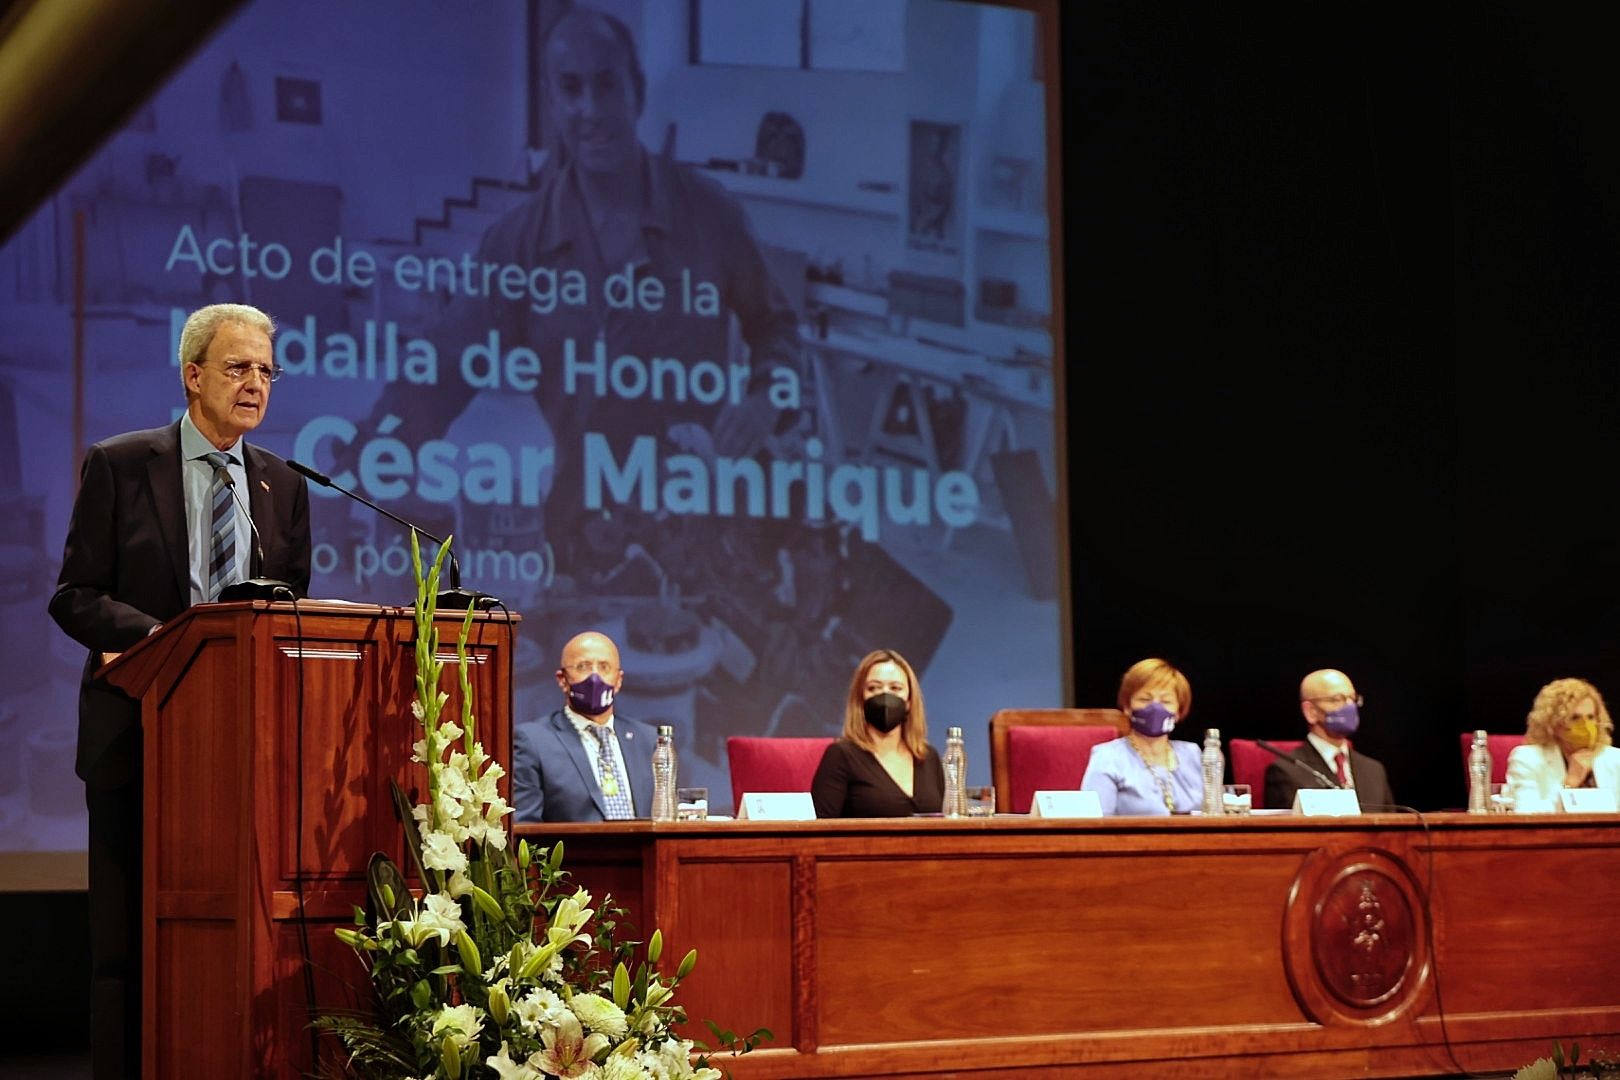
[942,726,967,818]
[651,725,678,821]
[1467,730,1491,814]
[1202,729,1225,815]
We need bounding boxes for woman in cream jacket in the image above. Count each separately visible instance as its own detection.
[1506,677,1620,811]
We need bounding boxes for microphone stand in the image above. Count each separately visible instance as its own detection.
[1256,739,1343,790]
[288,461,498,611]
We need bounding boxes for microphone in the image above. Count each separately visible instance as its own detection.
[1256,739,1343,790]
[288,460,497,611]
[212,460,296,602]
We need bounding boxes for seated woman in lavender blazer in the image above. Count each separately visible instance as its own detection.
[1082,658,1203,815]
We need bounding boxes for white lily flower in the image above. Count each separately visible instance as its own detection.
[486,1042,543,1080]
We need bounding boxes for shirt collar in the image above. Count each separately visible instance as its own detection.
[179,410,243,464]
[1307,730,1348,763]
[536,149,673,258]
[565,706,615,737]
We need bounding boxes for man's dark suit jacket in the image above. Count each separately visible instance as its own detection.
[512,709,657,822]
[48,420,311,786]
[1264,743,1395,812]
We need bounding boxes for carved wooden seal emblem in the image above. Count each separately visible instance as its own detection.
[1284,846,1431,1025]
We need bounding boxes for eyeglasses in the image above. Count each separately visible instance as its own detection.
[563,659,617,678]
[1305,693,1364,709]
[206,361,284,383]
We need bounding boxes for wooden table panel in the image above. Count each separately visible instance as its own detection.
[518,815,1620,1078]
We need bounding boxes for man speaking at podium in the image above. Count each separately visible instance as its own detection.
[48,302,311,1079]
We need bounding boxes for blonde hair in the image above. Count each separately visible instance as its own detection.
[177,303,275,398]
[1525,677,1614,748]
[1116,658,1191,718]
[841,649,929,758]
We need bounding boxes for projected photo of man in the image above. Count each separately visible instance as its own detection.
[341,5,950,785]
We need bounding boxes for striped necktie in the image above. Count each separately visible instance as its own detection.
[204,452,239,601]
[589,724,634,819]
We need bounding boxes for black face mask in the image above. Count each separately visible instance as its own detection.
[863,692,908,733]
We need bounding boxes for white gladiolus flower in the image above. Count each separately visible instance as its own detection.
[417,892,466,941]
[420,829,469,875]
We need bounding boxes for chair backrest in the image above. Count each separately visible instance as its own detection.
[988,708,1129,813]
[1457,732,1524,786]
[1229,738,1303,809]
[727,736,835,812]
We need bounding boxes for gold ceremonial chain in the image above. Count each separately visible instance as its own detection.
[1126,735,1177,813]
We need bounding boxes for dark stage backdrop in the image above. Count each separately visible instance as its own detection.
[0,0,1066,859]
[1065,2,1620,813]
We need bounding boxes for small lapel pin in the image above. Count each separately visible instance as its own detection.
[259,480,270,492]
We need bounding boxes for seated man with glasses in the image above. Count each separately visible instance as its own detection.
[1263,668,1395,811]
[512,630,657,822]
[48,301,310,1079]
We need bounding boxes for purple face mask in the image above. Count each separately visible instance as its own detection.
[1320,701,1360,737]
[1129,700,1177,737]
[567,673,615,716]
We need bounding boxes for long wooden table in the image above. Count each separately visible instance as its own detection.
[515,814,1620,1079]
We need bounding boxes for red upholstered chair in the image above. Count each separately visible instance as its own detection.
[1229,738,1302,809]
[988,709,1129,813]
[1457,732,1524,786]
[727,736,835,812]
[1005,725,1121,814]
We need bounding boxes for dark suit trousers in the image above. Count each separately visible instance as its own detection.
[87,749,141,1080]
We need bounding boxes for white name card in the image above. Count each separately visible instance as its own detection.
[737,792,816,821]
[1293,789,1363,817]
[1560,788,1620,814]
[1030,790,1103,819]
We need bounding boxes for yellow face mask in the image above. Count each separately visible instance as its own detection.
[1563,718,1600,752]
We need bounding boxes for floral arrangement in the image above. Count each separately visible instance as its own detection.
[317,537,755,1079]
[1515,1042,1620,1080]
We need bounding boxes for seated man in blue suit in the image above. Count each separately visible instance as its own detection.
[513,630,656,821]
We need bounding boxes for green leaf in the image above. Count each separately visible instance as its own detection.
[410,979,432,1010]
[430,963,462,976]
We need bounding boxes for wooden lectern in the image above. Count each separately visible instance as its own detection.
[102,600,518,1079]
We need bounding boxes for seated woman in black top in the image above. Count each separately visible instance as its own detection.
[811,649,944,817]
